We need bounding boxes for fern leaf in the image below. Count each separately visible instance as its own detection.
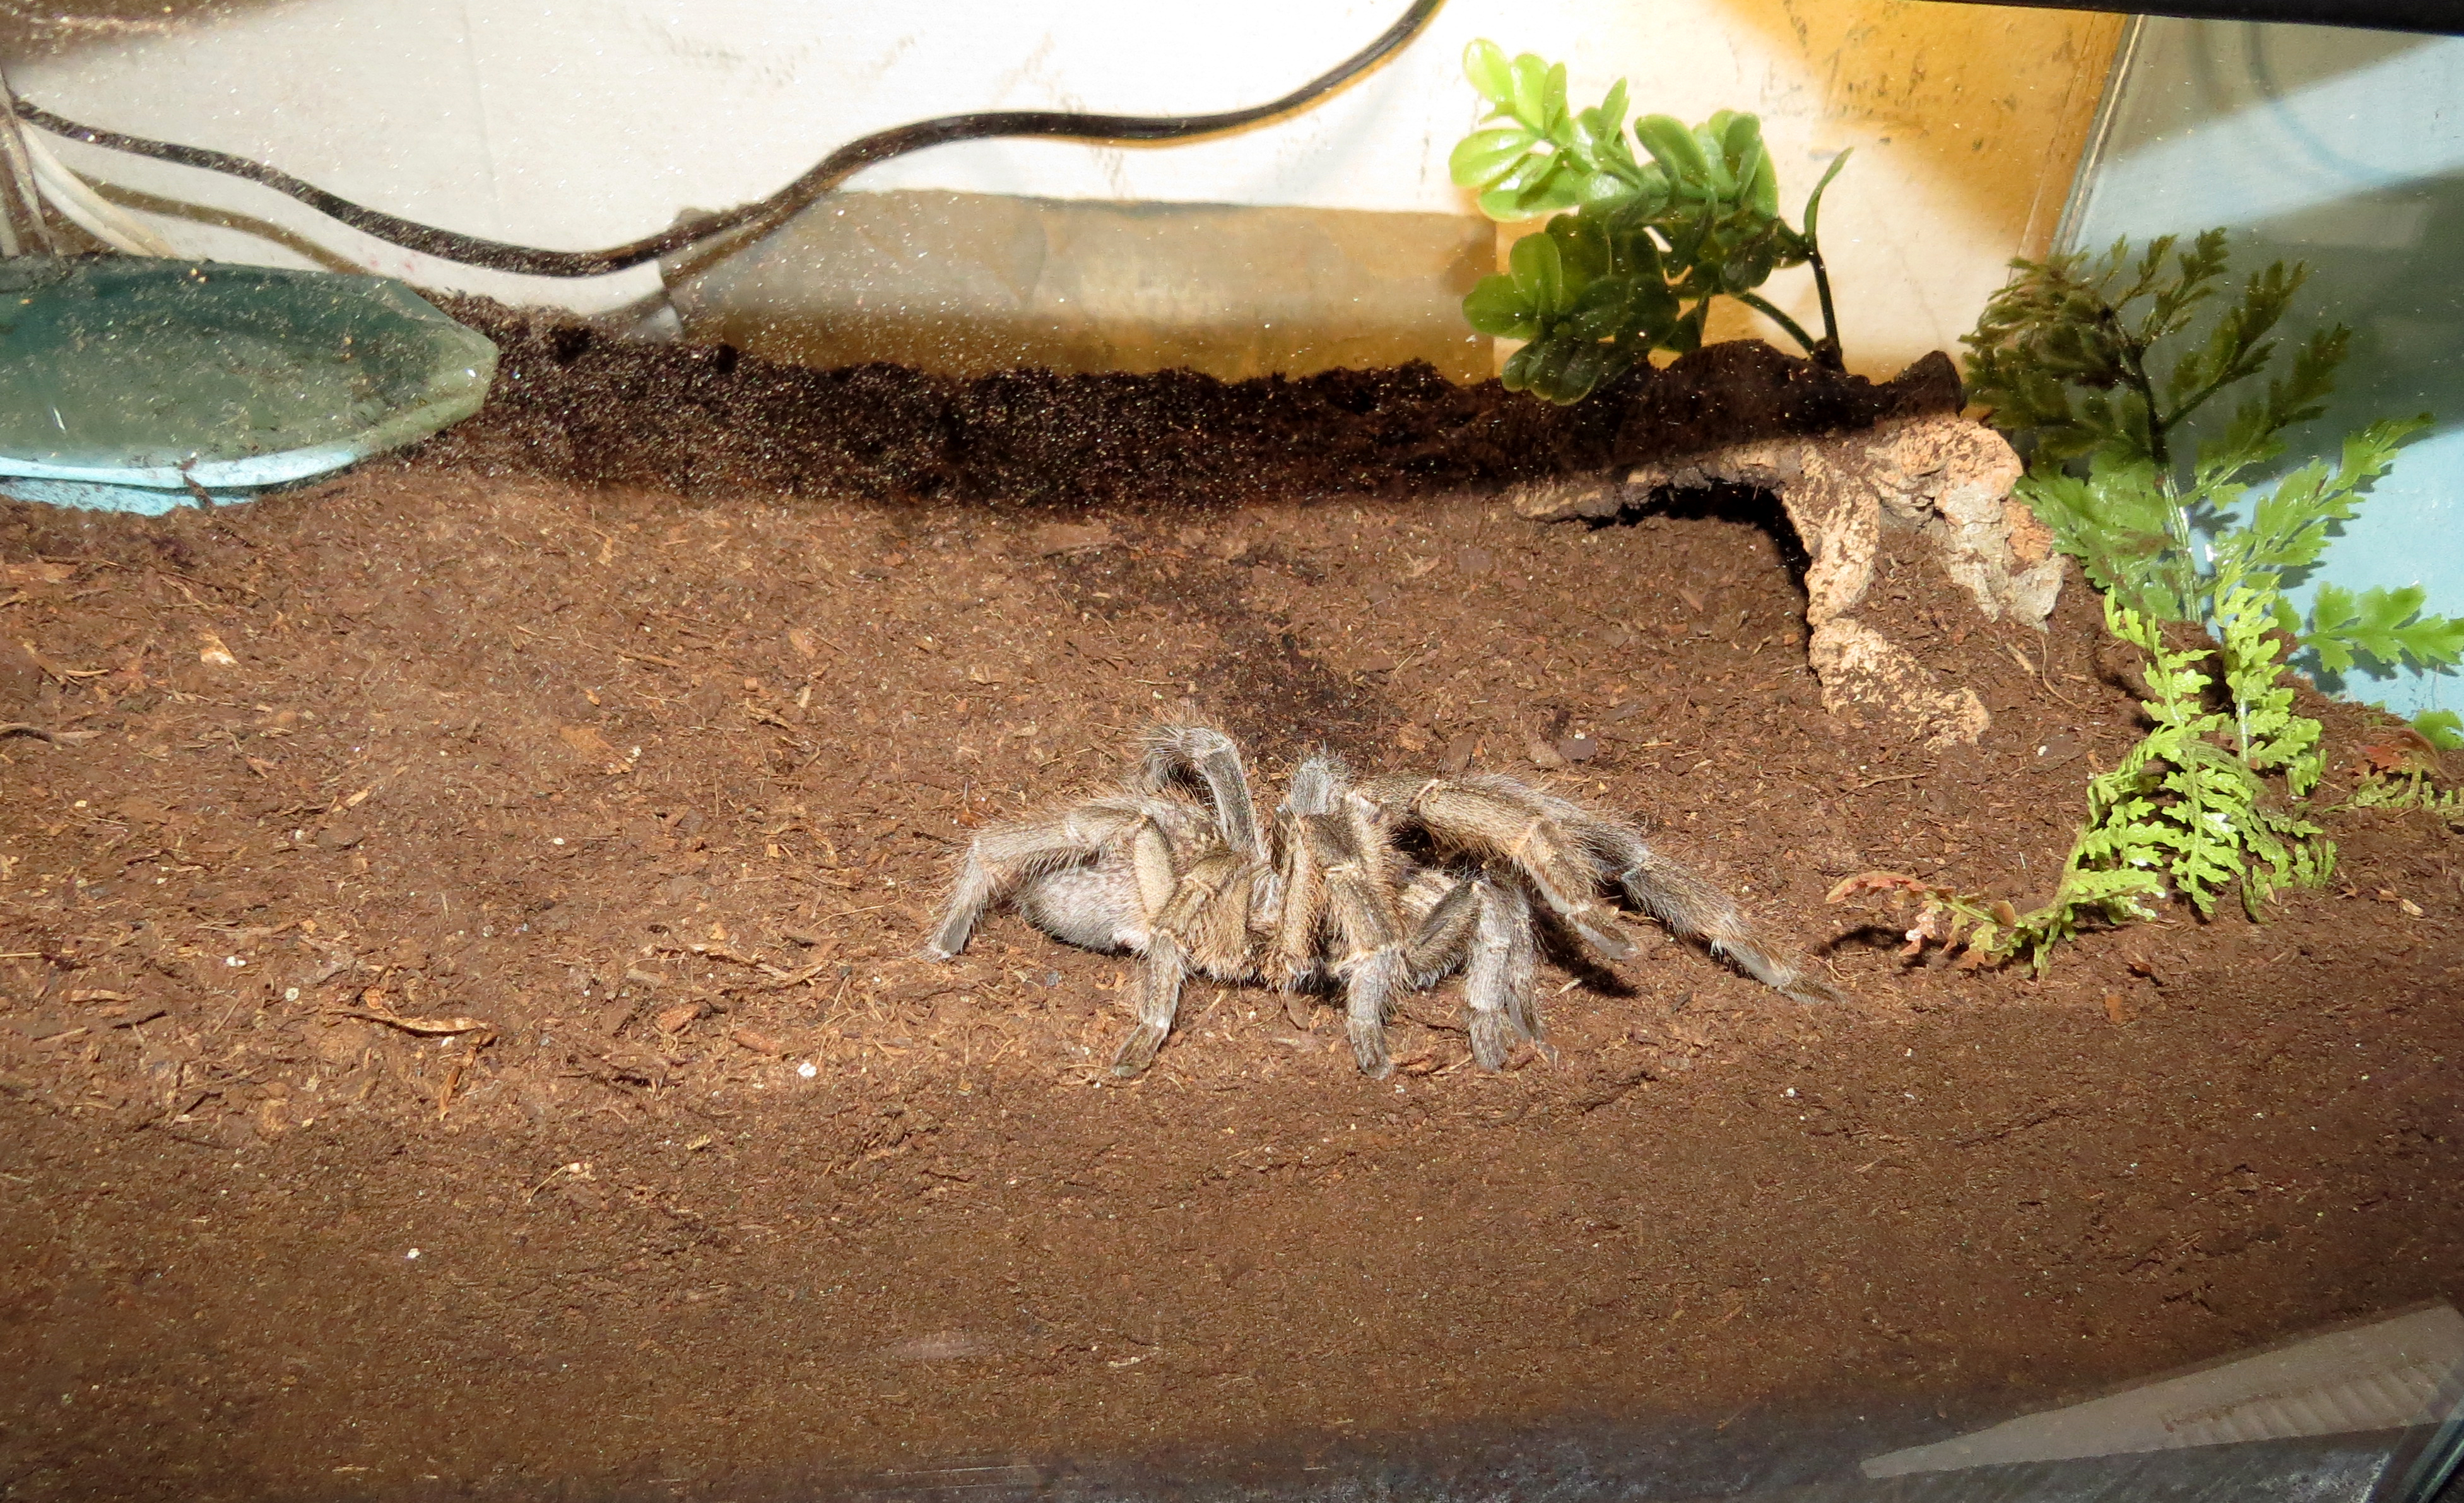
[2019,457,2180,613]
[2215,414,2424,589]
[2217,586,2322,794]
[2415,710,2464,751]
[2196,324,2349,483]
[2304,582,2464,673]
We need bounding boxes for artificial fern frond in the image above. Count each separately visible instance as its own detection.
[2218,586,2323,795]
[2162,255,2306,430]
[2110,233,2186,320]
[2212,415,2425,588]
[2017,456,2190,617]
[2086,596,2333,917]
[2416,710,2464,750]
[2196,323,2350,481]
[1960,228,2402,965]
[2304,582,2464,674]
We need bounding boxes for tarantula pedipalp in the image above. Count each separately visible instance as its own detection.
[923,724,1844,1078]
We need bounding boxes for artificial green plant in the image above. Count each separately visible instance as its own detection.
[1941,230,2461,962]
[1447,40,1849,402]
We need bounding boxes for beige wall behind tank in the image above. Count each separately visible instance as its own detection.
[1490,1,2127,379]
[6,1,2119,380]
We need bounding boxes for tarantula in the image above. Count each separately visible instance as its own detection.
[924,724,1843,1078]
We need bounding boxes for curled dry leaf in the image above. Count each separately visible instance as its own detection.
[1825,871,1935,904]
[1905,903,1962,956]
[1827,870,2018,962]
[2356,726,2439,778]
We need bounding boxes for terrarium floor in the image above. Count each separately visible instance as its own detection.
[0,401,2457,1501]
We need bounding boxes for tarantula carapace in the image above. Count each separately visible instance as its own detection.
[924,724,1844,1078]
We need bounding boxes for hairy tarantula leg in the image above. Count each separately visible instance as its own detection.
[1464,878,1539,1071]
[1341,947,1406,1079]
[1111,930,1186,1078]
[1140,724,1263,857]
[1285,753,1346,817]
[1164,850,1257,978]
[1128,818,1179,919]
[1268,806,1326,990]
[1112,849,1257,1078]
[1586,826,1848,1005]
[924,793,1175,960]
[1403,876,1479,988]
[1364,774,1636,964]
[924,852,1000,960]
[1312,811,1410,1080]
[924,808,1121,959]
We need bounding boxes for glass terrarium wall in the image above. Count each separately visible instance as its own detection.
[1475,3,2126,379]
[2061,17,2464,721]
[10,0,2116,384]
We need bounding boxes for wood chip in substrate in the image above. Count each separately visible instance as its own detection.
[730,1027,786,1056]
[331,991,492,1037]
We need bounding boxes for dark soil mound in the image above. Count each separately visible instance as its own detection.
[426,297,1961,507]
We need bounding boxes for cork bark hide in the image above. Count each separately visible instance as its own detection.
[1513,413,2061,750]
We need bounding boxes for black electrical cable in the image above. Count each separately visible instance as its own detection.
[12,0,1444,278]
[1936,0,2464,33]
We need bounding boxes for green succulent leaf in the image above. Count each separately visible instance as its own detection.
[1452,49,1847,384]
[1477,157,1583,221]
[1569,80,1632,172]
[1552,339,1615,403]
[1740,141,1779,219]
[1544,211,1607,274]
[1461,274,1538,339]
[1719,233,1779,294]
[1499,339,1538,392]
[1462,38,1514,107]
[1507,54,1560,133]
[1567,271,1675,343]
[1690,120,1738,196]
[1718,113,1766,196]
[1509,229,1571,317]
[1633,113,1711,184]
[1575,172,1648,213]
[1665,302,1707,355]
[1519,337,1579,399]
[1447,127,1541,189]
